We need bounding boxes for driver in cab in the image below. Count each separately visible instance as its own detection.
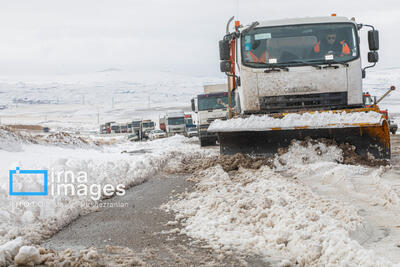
[312,32,350,57]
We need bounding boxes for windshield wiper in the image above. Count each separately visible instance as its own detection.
[279,60,323,69]
[264,65,289,73]
[278,59,349,70]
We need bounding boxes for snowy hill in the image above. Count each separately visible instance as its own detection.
[0,70,225,132]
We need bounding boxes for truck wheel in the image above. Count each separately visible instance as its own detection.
[391,129,396,135]
[200,138,207,147]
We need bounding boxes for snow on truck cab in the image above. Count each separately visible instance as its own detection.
[213,15,392,159]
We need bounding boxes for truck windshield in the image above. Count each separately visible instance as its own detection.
[143,122,154,128]
[132,121,141,127]
[168,118,184,125]
[198,95,235,111]
[241,23,358,67]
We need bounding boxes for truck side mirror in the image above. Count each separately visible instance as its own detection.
[191,98,195,112]
[368,30,379,51]
[220,60,232,72]
[368,51,379,63]
[219,39,230,60]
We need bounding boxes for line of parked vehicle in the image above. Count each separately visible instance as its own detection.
[99,112,199,142]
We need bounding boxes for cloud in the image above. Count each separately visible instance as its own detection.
[0,0,399,75]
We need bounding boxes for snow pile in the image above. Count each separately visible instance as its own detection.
[0,237,24,266]
[165,141,399,266]
[274,141,400,208]
[208,111,383,132]
[274,140,344,168]
[14,246,41,265]
[0,134,216,263]
[0,126,116,152]
[166,164,394,266]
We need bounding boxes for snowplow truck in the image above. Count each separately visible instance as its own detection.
[210,15,391,159]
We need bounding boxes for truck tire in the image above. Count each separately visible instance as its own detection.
[209,139,217,146]
[200,138,208,147]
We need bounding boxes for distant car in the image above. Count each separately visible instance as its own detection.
[43,127,50,133]
[148,130,167,140]
[185,126,198,137]
[127,133,139,142]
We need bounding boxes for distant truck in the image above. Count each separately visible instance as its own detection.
[110,122,120,133]
[132,118,142,134]
[184,114,193,126]
[164,110,185,136]
[184,114,197,137]
[119,123,128,133]
[104,121,115,134]
[191,84,235,146]
[140,119,155,139]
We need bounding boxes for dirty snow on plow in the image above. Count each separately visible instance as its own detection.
[208,110,383,132]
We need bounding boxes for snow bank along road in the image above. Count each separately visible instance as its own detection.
[165,135,400,266]
[0,125,400,266]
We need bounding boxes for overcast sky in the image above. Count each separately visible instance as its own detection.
[1,0,399,76]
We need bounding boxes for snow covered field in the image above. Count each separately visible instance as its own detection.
[0,70,224,132]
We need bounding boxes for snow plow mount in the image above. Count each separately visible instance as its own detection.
[210,107,391,159]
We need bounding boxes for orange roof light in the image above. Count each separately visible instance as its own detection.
[235,20,240,27]
[331,13,337,16]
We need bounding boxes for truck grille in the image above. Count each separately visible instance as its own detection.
[259,92,347,112]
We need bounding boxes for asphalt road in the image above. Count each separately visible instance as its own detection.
[42,173,269,266]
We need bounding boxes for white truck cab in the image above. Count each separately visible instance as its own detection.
[219,16,379,115]
[165,110,185,136]
[192,84,235,146]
